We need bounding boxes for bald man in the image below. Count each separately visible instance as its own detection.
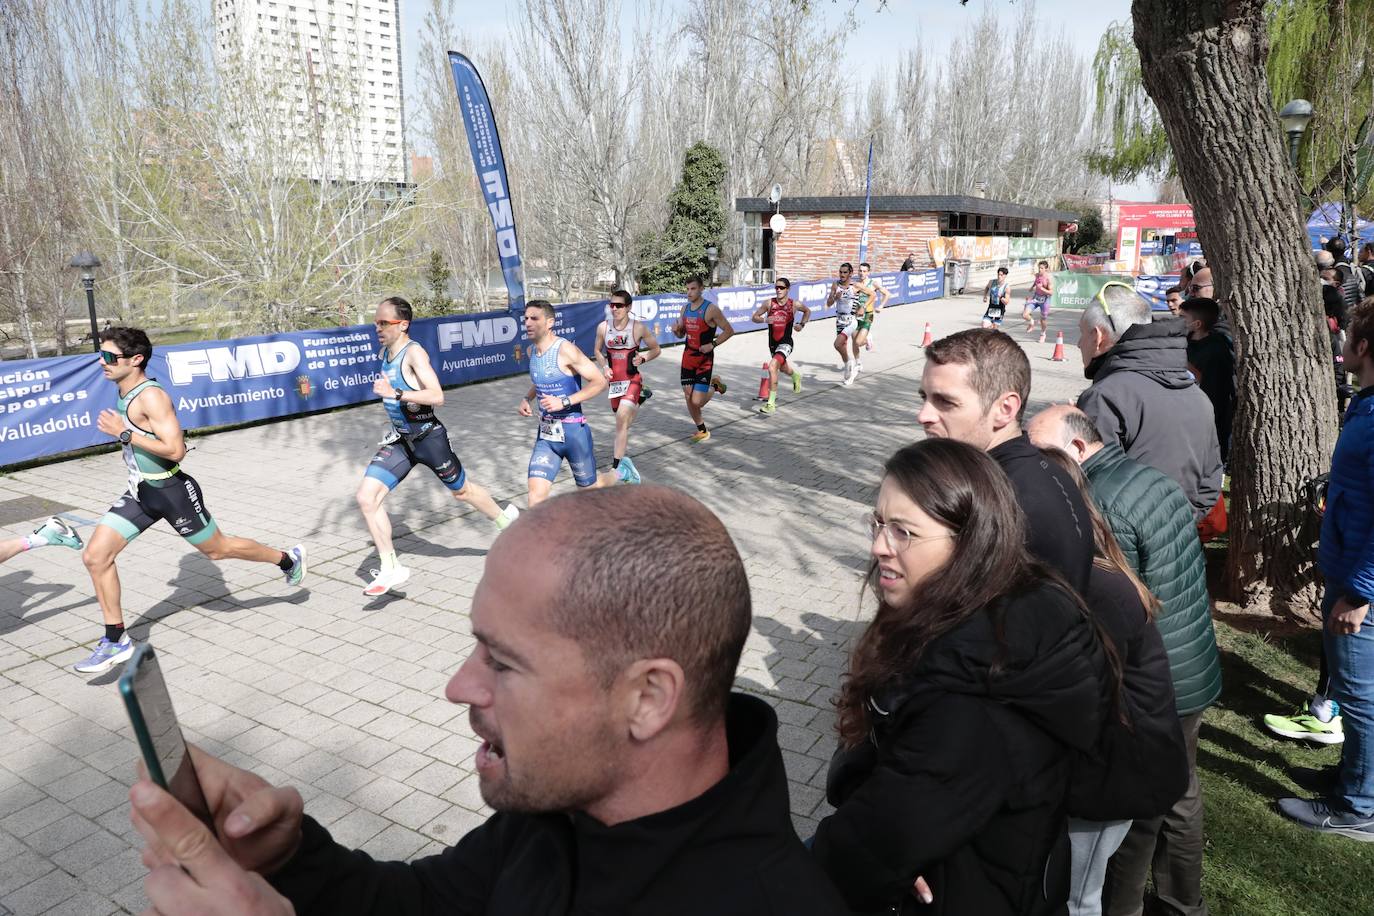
[128,486,846,915]
[1028,404,1219,916]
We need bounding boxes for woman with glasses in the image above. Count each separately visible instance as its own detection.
[749,277,809,414]
[812,438,1114,915]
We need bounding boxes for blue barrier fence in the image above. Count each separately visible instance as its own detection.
[0,268,944,467]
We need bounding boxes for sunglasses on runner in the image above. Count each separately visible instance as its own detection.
[775,285,788,291]
[374,319,406,328]
[99,350,130,365]
[609,302,630,309]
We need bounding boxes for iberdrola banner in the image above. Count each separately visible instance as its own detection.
[448,51,526,313]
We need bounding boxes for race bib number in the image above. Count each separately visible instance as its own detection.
[378,429,401,447]
[608,380,631,399]
[836,314,854,332]
[539,417,566,442]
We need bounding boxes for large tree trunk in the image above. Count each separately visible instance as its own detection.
[1133,1,1339,616]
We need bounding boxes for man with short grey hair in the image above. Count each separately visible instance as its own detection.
[1076,282,1223,521]
[1028,404,1219,916]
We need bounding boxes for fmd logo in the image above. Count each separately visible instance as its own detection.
[167,342,300,385]
[715,290,757,314]
[482,170,519,261]
[631,298,659,322]
[437,316,519,351]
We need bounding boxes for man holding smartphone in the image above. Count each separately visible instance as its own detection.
[128,486,847,914]
[75,327,307,675]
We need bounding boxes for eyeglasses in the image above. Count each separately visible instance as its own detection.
[374,319,406,328]
[866,512,955,552]
[99,350,129,365]
[1185,282,1212,295]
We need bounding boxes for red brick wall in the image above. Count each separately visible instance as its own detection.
[773,212,940,280]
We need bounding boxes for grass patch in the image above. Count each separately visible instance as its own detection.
[1198,621,1370,914]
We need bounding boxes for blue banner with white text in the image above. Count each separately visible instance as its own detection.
[448,51,526,313]
[0,269,943,467]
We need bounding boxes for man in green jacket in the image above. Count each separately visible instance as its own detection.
[1030,404,1221,916]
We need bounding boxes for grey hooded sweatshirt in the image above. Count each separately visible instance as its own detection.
[1076,318,1223,520]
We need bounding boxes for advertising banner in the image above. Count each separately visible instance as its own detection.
[1051,272,1180,313]
[1007,238,1059,260]
[448,51,526,313]
[2,268,945,467]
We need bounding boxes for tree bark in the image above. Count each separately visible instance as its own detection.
[1133,0,1339,615]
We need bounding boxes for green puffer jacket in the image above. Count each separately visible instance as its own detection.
[1082,442,1222,715]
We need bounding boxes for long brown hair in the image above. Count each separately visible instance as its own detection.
[836,439,1070,747]
[1040,447,1160,620]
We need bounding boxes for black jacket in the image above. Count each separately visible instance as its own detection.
[1068,565,1188,821]
[989,433,1093,594]
[814,582,1107,916]
[268,694,848,915]
[1185,332,1235,461]
[1077,319,1223,520]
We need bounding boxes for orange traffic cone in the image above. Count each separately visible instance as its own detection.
[920,322,933,347]
[756,362,772,400]
[1051,331,1066,361]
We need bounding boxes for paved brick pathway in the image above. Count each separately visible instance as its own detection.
[0,289,1090,914]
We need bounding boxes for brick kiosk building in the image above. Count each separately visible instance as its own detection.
[735,195,1075,284]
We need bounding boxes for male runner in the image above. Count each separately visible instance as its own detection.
[76,327,306,675]
[519,300,618,504]
[750,277,809,414]
[854,261,890,356]
[672,276,735,443]
[357,296,518,597]
[826,262,860,385]
[0,518,82,564]
[592,289,661,483]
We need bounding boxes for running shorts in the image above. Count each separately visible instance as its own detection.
[528,418,598,487]
[365,423,467,492]
[608,375,644,412]
[680,351,714,393]
[834,313,855,340]
[769,340,794,362]
[99,472,219,545]
[857,316,874,332]
[1028,295,1052,317]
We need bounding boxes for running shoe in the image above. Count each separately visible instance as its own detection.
[791,370,802,394]
[759,400,776,414]
[690,429,711,444]
[1038,333,1047,344]
[1276,797,1374,841]
[1264,711,1344,744]
[73,635,135,674]
[494,504,520,530]
[283,544,307,586]
[618,457,642,485]
[32,517,81,550]
[710,376,727,395]
[639,387,653,404]
[364,566,410,597]
[866,338,876,352]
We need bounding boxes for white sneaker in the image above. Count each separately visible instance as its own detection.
[363,565,411,597]
[494,504,519,530]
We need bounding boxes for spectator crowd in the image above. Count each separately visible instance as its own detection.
[122,249,1374,915]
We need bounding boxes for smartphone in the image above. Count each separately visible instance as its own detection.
[119,643,215,827]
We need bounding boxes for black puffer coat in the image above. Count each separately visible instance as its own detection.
[814,582,1107,916]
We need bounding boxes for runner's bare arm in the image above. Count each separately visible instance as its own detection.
[592,321,609,373]
[560,342,608,403]
[634,323,661,365]
[796,301,812,326]
[705,305,735,349]
[132,388,188,462]
[825,282,840,307]
[750,302,768,323]
[875,283,892,309]
[395,346,445,407]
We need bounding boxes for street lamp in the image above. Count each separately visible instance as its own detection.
[1279,98,1314,169]
[705,245,719,286]
[68,251,102,353]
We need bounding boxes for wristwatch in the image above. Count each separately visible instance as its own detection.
[560,396,572,411]
[118,430,132,445]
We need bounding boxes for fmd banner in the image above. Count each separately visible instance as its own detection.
[0,269,942,467]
